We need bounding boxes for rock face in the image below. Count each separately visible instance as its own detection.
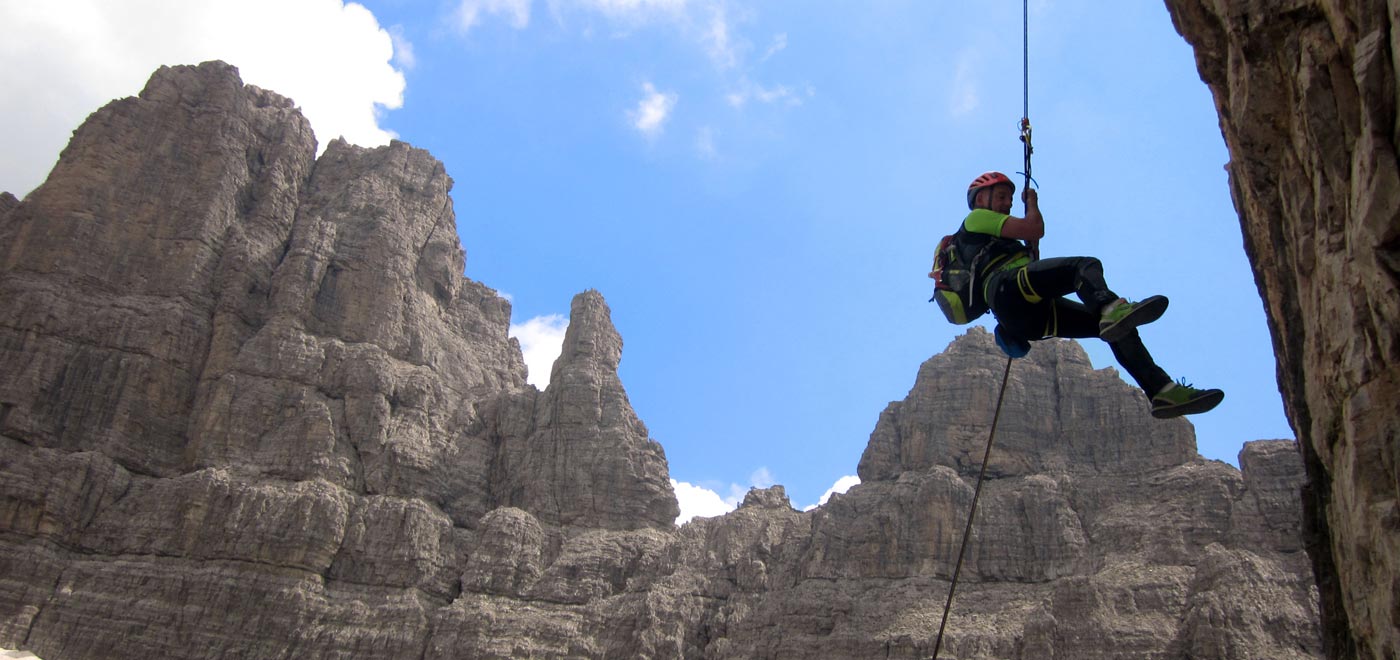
[858,328,1197,481]
[1163,2,1400,657]
[487,291,679,531]
[0,62,677,659]
[0,62,1319,659]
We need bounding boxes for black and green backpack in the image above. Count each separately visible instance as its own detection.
[929,228,992,325]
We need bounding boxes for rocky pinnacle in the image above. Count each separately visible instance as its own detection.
[0,61,1322,659]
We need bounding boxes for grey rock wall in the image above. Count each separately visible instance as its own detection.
[858,331,1197,481]
[0,193,17,219]
[0,61,1320,659]
[0,62,679,659]
[1162,1,1400,657]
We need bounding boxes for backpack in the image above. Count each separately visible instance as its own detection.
[929,228,992,324]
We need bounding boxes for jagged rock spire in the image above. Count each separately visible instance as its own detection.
[491,290,679,531]
[859,327,1196,482]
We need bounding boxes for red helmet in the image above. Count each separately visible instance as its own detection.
[967,171,1015,209]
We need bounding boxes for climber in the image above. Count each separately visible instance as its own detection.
[957,171,1223,419]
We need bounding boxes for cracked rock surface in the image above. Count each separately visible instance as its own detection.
[0,62,1321,659]
[1163,1,1400,657]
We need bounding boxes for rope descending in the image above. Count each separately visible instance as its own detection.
[929,356,1014,660]
[1021,0,1032,192]
[1017,0,1037,260]
[931,2,1033,658]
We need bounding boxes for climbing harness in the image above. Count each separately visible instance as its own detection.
[930,3,1034,659]
[930,355,1013,660]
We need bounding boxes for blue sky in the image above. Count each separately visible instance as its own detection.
[0,1,1294,522]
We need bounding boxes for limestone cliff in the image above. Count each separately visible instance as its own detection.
[1163,2,1400,657]
[0,62,1319,659]
[0,62,677,659]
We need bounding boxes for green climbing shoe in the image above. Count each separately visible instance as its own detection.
[1099,295,1169,342]
[1151,380,1224,419]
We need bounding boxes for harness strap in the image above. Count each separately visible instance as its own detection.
[978,254,1034,306]
[1016,268,1043,303]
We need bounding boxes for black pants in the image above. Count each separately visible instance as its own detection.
[986,257,1171,395]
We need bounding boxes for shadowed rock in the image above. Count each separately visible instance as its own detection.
[1164,1,1400,656]
[0,193,18,218]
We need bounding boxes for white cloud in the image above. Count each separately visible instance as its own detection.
[672,479,735,525]
[749,467,775,489]
[725,78,808,109]
[470,0,741,72]
[456,0,531,32]
[574,0,689,20]
[802,475,860,511]
[702,5,737,69]
[509,314,569,388]
[528,0,691,35]
[757,85,799,104]
[950,48,981,116]
[630,82,677,138]
[695,126,717,159]
[389,26,417,70]
[0,0,406,197]
[760,32,787,62]
[446,0,811,134]
[672,466,780,526]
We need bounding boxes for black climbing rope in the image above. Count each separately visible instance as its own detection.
[930,355,1014,660]
[1017,0,1037,261]
[931,4,1034,659]
[1020,0,1032,191]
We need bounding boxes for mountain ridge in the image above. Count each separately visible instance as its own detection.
[0,61,1319,659]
